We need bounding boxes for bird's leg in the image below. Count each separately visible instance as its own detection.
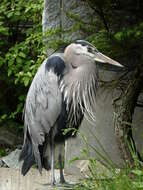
[59,153,65,183]
[50,132,56,186]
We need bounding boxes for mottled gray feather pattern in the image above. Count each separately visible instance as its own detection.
[23,59,62,168]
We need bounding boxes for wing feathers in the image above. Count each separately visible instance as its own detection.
[20,55,65,174]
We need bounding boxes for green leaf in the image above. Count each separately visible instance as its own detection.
[19,52,26,58]
[114,32,123,41]
[0,148,6,157]
[23,77,30,86]
[26,71,32,77]
[15,11,20,16]
[16,57,23,64]
[0,114,7,120]
[0,26,9,35]
[69,157,80,164]
[131,169,143,176]
[7,11,13,18]
[8,69,12,76]
[18,95,25,101]
[132,182,143,188]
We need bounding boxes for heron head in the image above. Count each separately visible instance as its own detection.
[64,40,123,70]
[75,40,123,68]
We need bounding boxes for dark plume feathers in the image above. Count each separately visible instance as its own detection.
[19,130,35,175]
[45,56,65,77]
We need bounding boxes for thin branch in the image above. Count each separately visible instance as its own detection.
[98,5,110,33]
[85,0,110,33]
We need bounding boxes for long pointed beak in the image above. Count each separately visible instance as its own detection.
[94,52,123,67]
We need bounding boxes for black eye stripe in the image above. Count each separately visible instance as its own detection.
[74,41,87,46]
[75,40,99,53]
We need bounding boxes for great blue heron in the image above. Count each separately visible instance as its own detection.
[19,40,123,185]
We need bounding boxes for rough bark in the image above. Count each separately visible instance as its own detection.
[113,64,143,164]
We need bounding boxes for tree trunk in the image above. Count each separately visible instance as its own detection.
[113,64,143,164]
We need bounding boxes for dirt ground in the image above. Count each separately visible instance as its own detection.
[0,168,80,190]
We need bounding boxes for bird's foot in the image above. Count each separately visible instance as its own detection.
[51,182,56,186]
[51,178,56,186]
[60,177,66,184]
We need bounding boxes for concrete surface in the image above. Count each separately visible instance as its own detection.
[2,149,22,169]
[0,168,80,190]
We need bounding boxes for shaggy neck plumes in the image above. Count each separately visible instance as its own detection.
[60,69,98,126]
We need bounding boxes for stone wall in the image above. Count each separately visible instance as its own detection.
[42,0,94,40]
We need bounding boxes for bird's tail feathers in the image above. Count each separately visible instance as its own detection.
[19,128,51,175]
[19,130,35,175]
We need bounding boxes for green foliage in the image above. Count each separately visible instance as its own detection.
[0,148,6,157]
[74,135,143,190]
[0,0,45,126]
[74,166,143,190]
[114,23,143,47]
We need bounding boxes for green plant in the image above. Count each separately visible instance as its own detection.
[0,148,6,157]
[0,0,44,126]
[74,136,143,190]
